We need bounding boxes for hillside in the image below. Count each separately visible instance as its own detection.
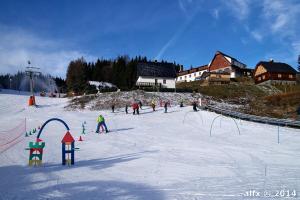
[177,81,300,119]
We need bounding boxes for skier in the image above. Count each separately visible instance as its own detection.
[132,102,140,115]
[297,106,300,121]
[151,100,156,111]
[139,100,143,110]
[125,104,128,114]
[164,101,168,113]
[192,101,198,112]
[111,103,115,113]
[96,114,109,133]
[180,100,184,107]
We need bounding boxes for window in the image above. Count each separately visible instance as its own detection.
[180,77,182,80]
[278,74,282,78]
[258,77,261,81]
[184,76,187,79]
[189,74,191,78]
[163,79,166,84]
[289,74,293,79]
[194,73,196,77]
[262,75,265,80]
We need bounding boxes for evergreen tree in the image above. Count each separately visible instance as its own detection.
[66,57,88,94]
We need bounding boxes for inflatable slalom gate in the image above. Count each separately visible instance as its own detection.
[26,118,79,166]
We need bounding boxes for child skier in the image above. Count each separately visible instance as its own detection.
[132,102,140,115]
[164,101,168,113]
[96,114,109,133]
[192,101,198,112]
[151,100,156,111]
[180,100,184,107]
[111,104,115,113]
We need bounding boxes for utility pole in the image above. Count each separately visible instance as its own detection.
[25,61,41,106]
[9,76,12,90]
[298,55,300,72]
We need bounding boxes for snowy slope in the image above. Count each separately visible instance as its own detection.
[0,91,300,200]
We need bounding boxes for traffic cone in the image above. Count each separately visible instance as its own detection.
[78,136,83,141]
[25,132,29,137]
[29,131,32,135]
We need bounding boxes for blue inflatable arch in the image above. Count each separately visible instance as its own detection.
[37,118,70,139]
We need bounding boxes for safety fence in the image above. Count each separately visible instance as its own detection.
[205,105,300,129]
[0,119,26,154]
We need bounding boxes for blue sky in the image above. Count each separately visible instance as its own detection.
[0,0,299,77]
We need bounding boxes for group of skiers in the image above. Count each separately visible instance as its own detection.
[95,99,203,133]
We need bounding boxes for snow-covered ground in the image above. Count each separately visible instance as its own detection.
[0,91,300,200]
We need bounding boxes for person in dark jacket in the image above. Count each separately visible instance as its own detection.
[297,106,300,121]
[164,101,168,113]
[192,101,198,112]
[180,100,184,107]
[125,104,128,114]
[111,104,115,113]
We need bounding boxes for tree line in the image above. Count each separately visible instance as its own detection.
[66,55,182,94]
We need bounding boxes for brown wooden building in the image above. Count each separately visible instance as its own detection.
[209,51,253,78]
[254,61,297,85]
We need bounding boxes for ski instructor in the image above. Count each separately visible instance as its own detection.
[96,114,109,133]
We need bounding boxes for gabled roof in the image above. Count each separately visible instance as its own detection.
[61,131,75,143]
[213,51,247,68]
[137,62,177,78]
[256,61,297,73]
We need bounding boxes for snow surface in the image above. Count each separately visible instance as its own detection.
[88,81,117,89]
[0,91,300,200]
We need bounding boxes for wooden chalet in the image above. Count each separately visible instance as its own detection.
[254,60,297,85]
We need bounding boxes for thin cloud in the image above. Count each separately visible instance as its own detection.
[212,8,219,20]
[222,0,250,21]
[0,25,96,77]
[250,31,263,42]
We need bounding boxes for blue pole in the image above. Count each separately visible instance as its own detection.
[71,142,75,165]
[62,143,66,165]
[277,125,280,144]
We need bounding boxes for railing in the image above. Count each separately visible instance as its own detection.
[136,82,165,88]
[204,105,300,129]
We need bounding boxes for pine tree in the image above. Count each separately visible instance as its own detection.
[66,57,88,94]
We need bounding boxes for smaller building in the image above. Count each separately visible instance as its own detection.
[176,65,208,82]
[254,60,297,85]
[136,62,177,89]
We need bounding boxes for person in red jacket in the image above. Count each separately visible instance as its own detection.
[132,102,140,115]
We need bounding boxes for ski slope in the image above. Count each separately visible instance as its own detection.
[0,92,300,200]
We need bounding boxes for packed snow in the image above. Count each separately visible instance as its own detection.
[0,91,300,200]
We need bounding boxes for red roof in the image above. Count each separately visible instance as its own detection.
[61,131,75,143]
